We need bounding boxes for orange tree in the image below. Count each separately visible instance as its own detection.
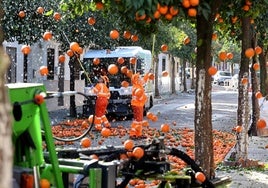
[59,0,268,177]
[213,1,268,160]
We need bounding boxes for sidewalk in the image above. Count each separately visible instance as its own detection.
[216,136,268,188]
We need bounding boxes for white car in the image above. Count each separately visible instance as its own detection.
[229,74,239,89]
[213,71,232,86]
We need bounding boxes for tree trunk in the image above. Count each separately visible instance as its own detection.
[58,62,64,106]
[0,35,13,188]
[182,59,187,92]
[69,57,77,117]
[235,17,251,161]
[154,55,160,98]
[170,55,176,94]
[195,2,219,177]
[190,61,195,90]
[249,33,260,136]
[258,43,268,96]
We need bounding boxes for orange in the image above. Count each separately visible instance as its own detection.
[101,127,111,137]
[18,11,26,18]
[208,66,217,76]
[53,12,61,21]
[146,112,154,120]
[87,17,96,25]
[158,5,168,15]
[235,125,243,133]
[165,13,173,20]
[231,16,238,24]
[37,7,44,14]
[121,81,129,88]
[253,63,260,71]
[161,123,170,133]
[117,57,125,64]
[255,46,262,55]
[257,119,267,129]
[183,36,190,45]
[70,42,80,52]
[77,47,83,54]
[243,5,250,11]
[132,147,144,159]
[131,34,139,42]
[255,91,263,99]
[123,30,131,39]
[188,8,197,17]
[80,137,91,148]
[43,31,52,41]
[108,64,118,75]
[40,178,50,188]
[241,77,248,85]
[195,172,206,183]
[245,48,255,58]
[148,73,155,80]
[227,52,233,59]
[135,12,146,21]
[161,44,168,52]
[151,115,158,122]
[58,55,65,63]
[34,94,45,105]
[110,29,119,40]
[162,70,169,77]
[93,58,100,65]
[212,33,217,40]
[95,2,104,10]
[66,49,74,57]
[153,10,161,19]
[39,66,49,76]
[21,45,31,55]
[121,66,128,74]
[124,139,134,151]
[218,51,227,61]
[189,0,199,6]
[169,6,179,16]
[182,0,191,8]
[81,120,89,129]
[130,57,137,64]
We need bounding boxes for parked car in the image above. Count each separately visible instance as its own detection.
[212,71,232,86]
[229,74,238,89]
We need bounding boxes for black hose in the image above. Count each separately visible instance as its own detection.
[47,91,96,142]
[169,148,215,188]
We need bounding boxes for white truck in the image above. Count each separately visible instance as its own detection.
[82,46,154,118]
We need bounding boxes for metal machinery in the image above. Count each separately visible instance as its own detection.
[7,83,229,188]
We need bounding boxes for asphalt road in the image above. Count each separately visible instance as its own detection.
[109,89,239,133]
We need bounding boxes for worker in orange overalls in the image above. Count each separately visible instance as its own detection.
[93,76,111,129]
[130,73,147,137]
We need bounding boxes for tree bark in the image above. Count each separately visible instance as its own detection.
[154,55,160,98]
[0,37,13,188]
[182,59,187,92]
[170,55,176,94]
[249,33,260,136]
[258,43,268,96]
[235,17,251,161]
[195,1,220,177]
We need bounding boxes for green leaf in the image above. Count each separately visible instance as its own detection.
[44,9,54,16]
[60,3,69,12]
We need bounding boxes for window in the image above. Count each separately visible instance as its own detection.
[6,47,17,83]
[47,48,55,80]
[162,58,166,71]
